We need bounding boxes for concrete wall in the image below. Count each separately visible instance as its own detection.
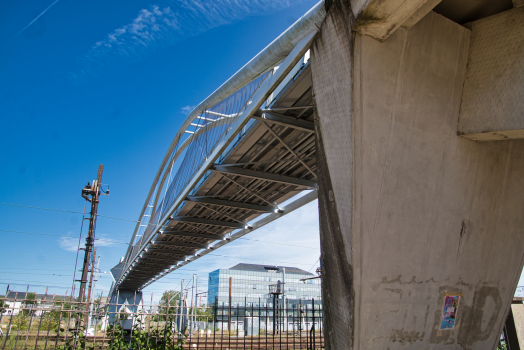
[311,0,355,348]
[312,4,524,349]
[513,302,524,347]
[458,7,524,141]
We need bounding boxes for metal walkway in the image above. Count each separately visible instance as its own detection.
[112,1,326,292]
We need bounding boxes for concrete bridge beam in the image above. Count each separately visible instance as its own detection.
[311,1,524,349]
[457,7,524,141]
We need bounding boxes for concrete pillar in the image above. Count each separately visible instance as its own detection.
[108,289,142,327]
[311,2,524,349]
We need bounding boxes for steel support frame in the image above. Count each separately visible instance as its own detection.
[210,165,317,188]
[169,216,245,229]
[253,110,315,132]
[152,241,207,249]
[122,1,326,264]
[118,32,318,289]
[142,190,318,288]
[186,196,276,213]
[161,230,222,240]
[260,120,317,178]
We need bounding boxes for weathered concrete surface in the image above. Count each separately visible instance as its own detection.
[513,302,524,347]
[311,0,355,348]
[312,4,524,349]
[458,7,524,141]
[513,0,524,8]
[352,0,442,41]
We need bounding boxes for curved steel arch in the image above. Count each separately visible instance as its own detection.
[122,0,326,264]
[115,1,326,291]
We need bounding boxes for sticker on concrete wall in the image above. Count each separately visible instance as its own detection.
[440,295,459,330]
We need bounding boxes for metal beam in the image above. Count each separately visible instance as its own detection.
[161,230,222,240]
[135,262,181,268]
[130,270,165,276]
[268,106,313,111]
[140,257,184,263]
[170,216,245,229]
[144,250,192,256]
[142,190,318,288]
[254,110,315,132]
[118,31,319,288]
[260,120,317,178]
[186,196,276,213]
[210,165,317,188]
[153,241,207,249]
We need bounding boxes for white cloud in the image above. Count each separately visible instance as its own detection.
[57,236,80,252]
[181,105,195,115]
[70,0,306,81]
[95,234,122,247]
[58,233,121,252]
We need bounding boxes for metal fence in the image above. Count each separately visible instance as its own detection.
[0,292,323,349]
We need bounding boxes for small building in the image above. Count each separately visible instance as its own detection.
[1,291,71,317]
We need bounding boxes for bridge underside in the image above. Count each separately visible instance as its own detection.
[313,0,524,349]
[120,64,317,290]
[111,0,524,348]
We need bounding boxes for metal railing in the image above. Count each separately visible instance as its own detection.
[116,0,327,290]
[0,292,324,349]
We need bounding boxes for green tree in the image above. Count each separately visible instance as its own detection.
[23,292,37,315]
[196,306,213,322]
[0,295,5,314]
[12,312,30,330]
[158,290,180,321]
[54,297,74,318]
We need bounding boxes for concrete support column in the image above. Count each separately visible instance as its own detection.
[311,2,524,349]
[108,289,143,327]
[310,0,356,349]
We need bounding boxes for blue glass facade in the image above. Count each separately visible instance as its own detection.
[208,263,321,307]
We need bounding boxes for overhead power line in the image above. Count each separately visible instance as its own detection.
[0,202,138,223]
[206,253,314,266]
[0,280,73,287]
[0,253,73,258]
[0,229,129,245]
[0,268,78,272]
[0,272,73,277]
[238,237,318,249]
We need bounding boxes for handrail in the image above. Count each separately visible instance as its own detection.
[122,0,326,266]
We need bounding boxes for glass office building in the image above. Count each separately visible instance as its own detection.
[208,263,322,332]
[208,263,321,307]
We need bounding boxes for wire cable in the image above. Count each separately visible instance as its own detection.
[0,229,129,245]
[0,202,138,223]
[0,253,72,258]
[205,253,313,266]
[238,237,318,249]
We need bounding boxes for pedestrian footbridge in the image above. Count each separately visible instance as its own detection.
[111,2,326,293]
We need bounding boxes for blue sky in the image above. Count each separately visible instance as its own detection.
[0,0,322,302]
[1,0,523,304]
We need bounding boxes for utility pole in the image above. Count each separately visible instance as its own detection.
[190,274,196,332]
[84,247,97,325]
[228,276,232,333]
[194,275,198,331]
[178,279,184,332]
[87,254,101,331]
[78,165,107,303]
[282,267,286,332]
